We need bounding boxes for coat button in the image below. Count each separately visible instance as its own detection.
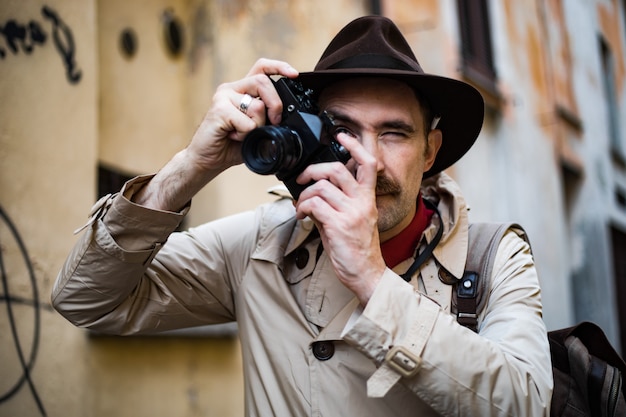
[438,268,456,284]
[294,248,309,269]
[312,341,335,361]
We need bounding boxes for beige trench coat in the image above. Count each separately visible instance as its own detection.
[52,173,553,416]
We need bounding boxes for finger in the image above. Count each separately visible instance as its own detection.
[334,133,378,190]
[225,74,284,125]
[297,162,356,196]
[214,84,270,142]
[209,87,258,141]
[232,92,266,127]
[295,191,336,222]
[244,59,298,124]
[295,169,362,223]
[245,58,299,78]
[295,133,377,197]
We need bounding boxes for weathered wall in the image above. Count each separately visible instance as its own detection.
[0,1,99,416]
[2,0,625,416]
[562,0,626,342]
[453,0,576,329]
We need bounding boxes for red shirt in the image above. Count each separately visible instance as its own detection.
[380,194,434,268]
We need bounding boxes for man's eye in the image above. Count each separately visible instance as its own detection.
[381,131,409,140]
[332,127,357,138]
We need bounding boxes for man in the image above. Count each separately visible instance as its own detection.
[53,16,553,416]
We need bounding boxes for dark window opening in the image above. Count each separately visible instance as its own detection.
[611,226,626,356]
[617,187,626,211]
[98,163,134,198]
[368,0,382,15]
[457,0,498,96]
[600,36,626,165]
[560,160,582,221]
[97,163,186,231]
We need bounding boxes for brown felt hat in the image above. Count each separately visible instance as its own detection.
[298,15,484,177]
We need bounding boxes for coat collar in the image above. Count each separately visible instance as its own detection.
[421,173,469,280]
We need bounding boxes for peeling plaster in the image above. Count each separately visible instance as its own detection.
[502,1,552,128]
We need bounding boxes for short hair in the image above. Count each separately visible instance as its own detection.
[411,88,436,138]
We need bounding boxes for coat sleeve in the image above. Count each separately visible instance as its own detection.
[342,230,553,417]
[51,176,259,335]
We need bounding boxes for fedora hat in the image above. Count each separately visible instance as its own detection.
[298,15,484,178]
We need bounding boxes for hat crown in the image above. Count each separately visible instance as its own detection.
[315,16,424,73]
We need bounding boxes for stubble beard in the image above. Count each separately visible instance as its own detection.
[375,176,414,234]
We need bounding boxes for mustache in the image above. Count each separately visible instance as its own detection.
[376,176,401,194]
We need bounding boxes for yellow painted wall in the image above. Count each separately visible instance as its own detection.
[0,1,99,415]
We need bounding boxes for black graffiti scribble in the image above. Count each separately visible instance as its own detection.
[0,5,82,84]
[41,6,82,83]
[0,206,48,417]
[0,19,46,56]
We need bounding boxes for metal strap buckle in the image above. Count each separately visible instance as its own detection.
[385,346,422,378]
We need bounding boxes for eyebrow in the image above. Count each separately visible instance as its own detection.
[327,109,418,134]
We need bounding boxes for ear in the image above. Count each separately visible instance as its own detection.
[424,129,442,172]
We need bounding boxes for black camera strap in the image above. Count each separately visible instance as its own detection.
[400,199,443,282]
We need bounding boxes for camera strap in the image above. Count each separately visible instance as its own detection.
[400,199,443,282]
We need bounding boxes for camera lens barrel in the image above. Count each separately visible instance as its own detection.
[242,126,303,175]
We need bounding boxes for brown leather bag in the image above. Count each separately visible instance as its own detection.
[548,322,626,417]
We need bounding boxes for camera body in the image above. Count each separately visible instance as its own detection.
[241,77,351,200]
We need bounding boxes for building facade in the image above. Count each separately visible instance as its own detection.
[1,0,625,416]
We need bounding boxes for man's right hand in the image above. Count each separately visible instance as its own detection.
[132,59,299,212]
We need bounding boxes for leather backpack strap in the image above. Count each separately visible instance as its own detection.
[454,222,524,332]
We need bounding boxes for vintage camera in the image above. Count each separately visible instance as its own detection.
[241,77,351,200]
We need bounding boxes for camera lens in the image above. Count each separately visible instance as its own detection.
[242,126,303,175]
[256,138,279,164]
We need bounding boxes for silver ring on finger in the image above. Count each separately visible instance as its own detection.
[239,93,254,114]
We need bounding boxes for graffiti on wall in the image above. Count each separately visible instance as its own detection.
[0,5,82,84]
[0,206,49,417]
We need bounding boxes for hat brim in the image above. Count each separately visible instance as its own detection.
[298,69,484,178]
